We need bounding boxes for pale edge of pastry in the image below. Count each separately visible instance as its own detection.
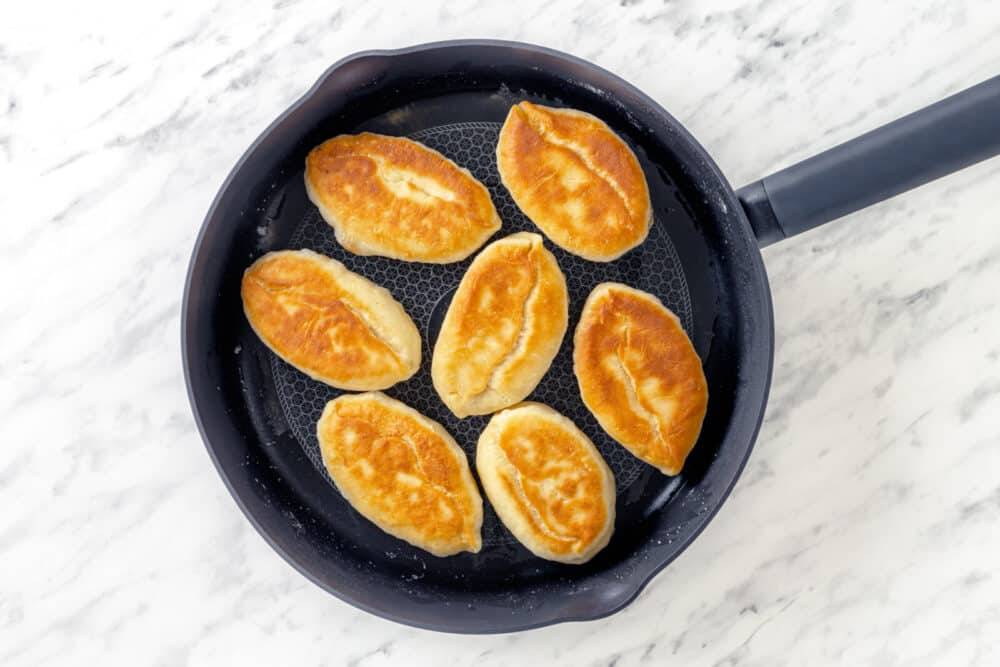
[317,392,483,557]
[476,402,616,564]
[242,249,420,390]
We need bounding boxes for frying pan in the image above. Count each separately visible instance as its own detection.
[182,40,1000,633]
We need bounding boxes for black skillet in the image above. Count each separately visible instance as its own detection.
[182,40,1000,633]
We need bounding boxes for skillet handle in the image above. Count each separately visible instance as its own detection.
[737,75,1000,247]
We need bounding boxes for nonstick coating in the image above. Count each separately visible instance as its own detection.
[182,41,774,633]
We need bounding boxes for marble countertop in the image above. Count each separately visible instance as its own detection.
[3,0,1000,664]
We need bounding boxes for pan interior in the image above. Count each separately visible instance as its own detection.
[233,88,727,588]
[273,119,693,549]
[190,52,766,631]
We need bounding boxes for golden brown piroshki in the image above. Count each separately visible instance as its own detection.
[317,392,483,557]
[241,249,420,391]
[305,132,501,263]
[496,102,651,262]
[574,282,708,475]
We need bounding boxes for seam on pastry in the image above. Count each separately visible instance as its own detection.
[377,164,460,205]
[613,322,672,464]
[402,431,477,548]
[247,274,408,370]
[337,298,409,369]
[494,440,575,545]
[395,433,460,509]
[330,151,476,219]
[352,424,469,544]
[468,242,542,402]
[517,108,638,225]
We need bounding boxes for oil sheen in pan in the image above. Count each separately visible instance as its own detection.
[269,121,694,548]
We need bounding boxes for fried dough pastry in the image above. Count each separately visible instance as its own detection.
[574,282,707,475]
[432,232,568,417]
[497,102,651,261]
[305,132,501,263]
[476,402,615,563]
[241,250,420,390]
[317,392,483,556]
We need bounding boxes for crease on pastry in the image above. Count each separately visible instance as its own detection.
[306,135,501,263]
[515,105,638,224]
[325,151,464,207]
[339,421,461,524]
[336,297,408,367]
[610,321,666,461]
[337,409,434,488]
[396,433,459,507]
[247,272,408,368]
[466,240,543,403]
[494,441,575,544]
[373,158,463,208]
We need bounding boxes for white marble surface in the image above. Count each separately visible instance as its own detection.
[3,0,1000,664]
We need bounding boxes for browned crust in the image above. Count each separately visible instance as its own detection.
[317,392,483,556]
[573,283,708,475]
[241,250,420,390]
[496,102,652,261]
[476,402,615,563]
[431,232,568,417]
[305,132,501,263]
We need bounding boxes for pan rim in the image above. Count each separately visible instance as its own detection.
[181,38,775,633]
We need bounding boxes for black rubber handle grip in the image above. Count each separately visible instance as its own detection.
[737,75,1000,246]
